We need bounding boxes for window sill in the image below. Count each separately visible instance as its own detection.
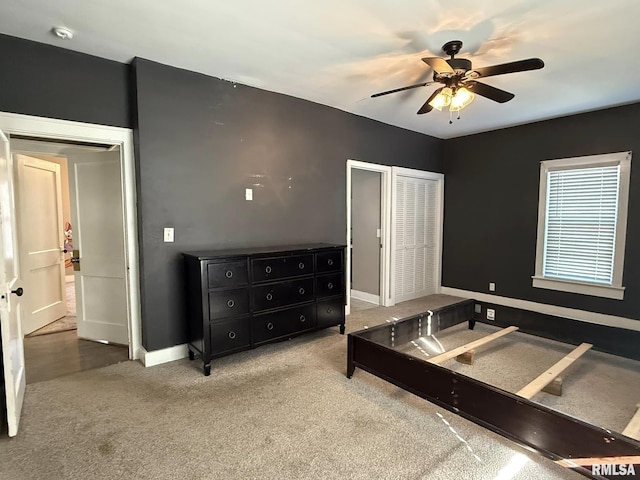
[532,276,625,300]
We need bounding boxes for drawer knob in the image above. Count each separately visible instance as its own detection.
[225,270,233,278]
[299,314,306,323]
[327,282,333,290]
[228,331,236,340]
[267,322,274,331]
[266,293,273,301]
[227,299,235,308]
[328,259,334,266]
[265,266,272,274]
[298,287,305,295]
[298,262,305,269]
[327,307,333,314]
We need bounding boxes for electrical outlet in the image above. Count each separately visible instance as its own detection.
[245,188,253,201]
[487,309,495,321]
[163,227,174,243]
[489,282,496,292]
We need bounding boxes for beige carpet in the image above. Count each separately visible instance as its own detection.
[26,281,77,337]
[1,295,580,480]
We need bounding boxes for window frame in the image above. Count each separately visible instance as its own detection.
[532,151,631,300]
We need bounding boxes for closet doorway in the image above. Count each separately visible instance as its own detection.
[346,161,444,314]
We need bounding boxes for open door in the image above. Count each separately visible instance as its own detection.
[68,149,128,345]
[16,155,66,334]
[0,129,26,437]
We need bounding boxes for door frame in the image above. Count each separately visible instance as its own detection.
[346,160,393,313]
[0,111,142,360]
[390,166,445,306]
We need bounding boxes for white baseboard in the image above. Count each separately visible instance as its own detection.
[350,289,380,305]
[139,343,189,367]
[440,286,640,332]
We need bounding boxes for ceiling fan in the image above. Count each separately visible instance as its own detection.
[371,40,544,115]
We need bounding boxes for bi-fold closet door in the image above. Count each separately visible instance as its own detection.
[393,173,441,303]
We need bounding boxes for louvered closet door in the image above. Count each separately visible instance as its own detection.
[394,176,438,303]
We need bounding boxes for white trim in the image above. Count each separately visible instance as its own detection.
[440,286,640,332]
[390,166,445,305]
[532,276,624,300]
[350,289,380,305]
[346,160,392,310]
[139,344,189,367]
[533,151,631,299]
[65,275,74,283]
[0,111,142,360]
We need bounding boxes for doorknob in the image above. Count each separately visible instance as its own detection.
[11,287,23,297]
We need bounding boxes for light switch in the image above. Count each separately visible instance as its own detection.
[245,188,253,201]
[163,227,174,243]
[376,229,381,238]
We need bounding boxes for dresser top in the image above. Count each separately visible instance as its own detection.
[183,243,345,260]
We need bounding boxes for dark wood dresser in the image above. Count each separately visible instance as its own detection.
[183,244,346,376]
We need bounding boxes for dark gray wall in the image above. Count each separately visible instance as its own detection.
[442,103,640,321]
[132,58,443,351]
[0,34,131,128]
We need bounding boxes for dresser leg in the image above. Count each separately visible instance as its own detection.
[339,324,345,335]
[188,349,195,361]
[468,319,476,330]
[203,363,211,376]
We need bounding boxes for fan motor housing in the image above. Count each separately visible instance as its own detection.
[447,58,472,72]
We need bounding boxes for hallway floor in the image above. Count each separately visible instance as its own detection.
[24,330,128,384]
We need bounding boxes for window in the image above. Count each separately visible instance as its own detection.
[532,151,631,299]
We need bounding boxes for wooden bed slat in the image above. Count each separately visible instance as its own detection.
[517,342,592,399]
[622,403,640,441]
[427,326,518,365]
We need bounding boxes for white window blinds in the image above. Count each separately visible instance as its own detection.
[543,165,620,285]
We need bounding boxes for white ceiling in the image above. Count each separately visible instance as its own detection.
[2,0,640,139]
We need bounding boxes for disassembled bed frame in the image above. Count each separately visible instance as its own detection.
[347,300,640,480]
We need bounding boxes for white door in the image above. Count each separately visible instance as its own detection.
[16,155,66,334]
[0,130,26,437]
[394,175,439,303]
[68,150,128,345]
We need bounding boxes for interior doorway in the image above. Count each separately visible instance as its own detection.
[346,160,392,314]
[351,169,382,307]
[0,111,141,437]
[346,161,445,315]
[10,139,129,384]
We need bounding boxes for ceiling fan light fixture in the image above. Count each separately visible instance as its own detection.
[428,87,453,111]
[449,87,475,112]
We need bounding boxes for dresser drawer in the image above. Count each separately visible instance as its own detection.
[316,250,343,273]
[207,259,248,288]
[209,288,250,321]
[252,277,314,312]
[251,254,314,282]
[316,273,343,298]
[210,317,251,356]
[317,298,344,327]
[252,304,316,344]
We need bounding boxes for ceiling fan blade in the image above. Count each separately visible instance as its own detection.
[371,81,432,98]
[469,58,544,78]
[417,87,443,114]
[467,81,515,103]
[421,57,455,74]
